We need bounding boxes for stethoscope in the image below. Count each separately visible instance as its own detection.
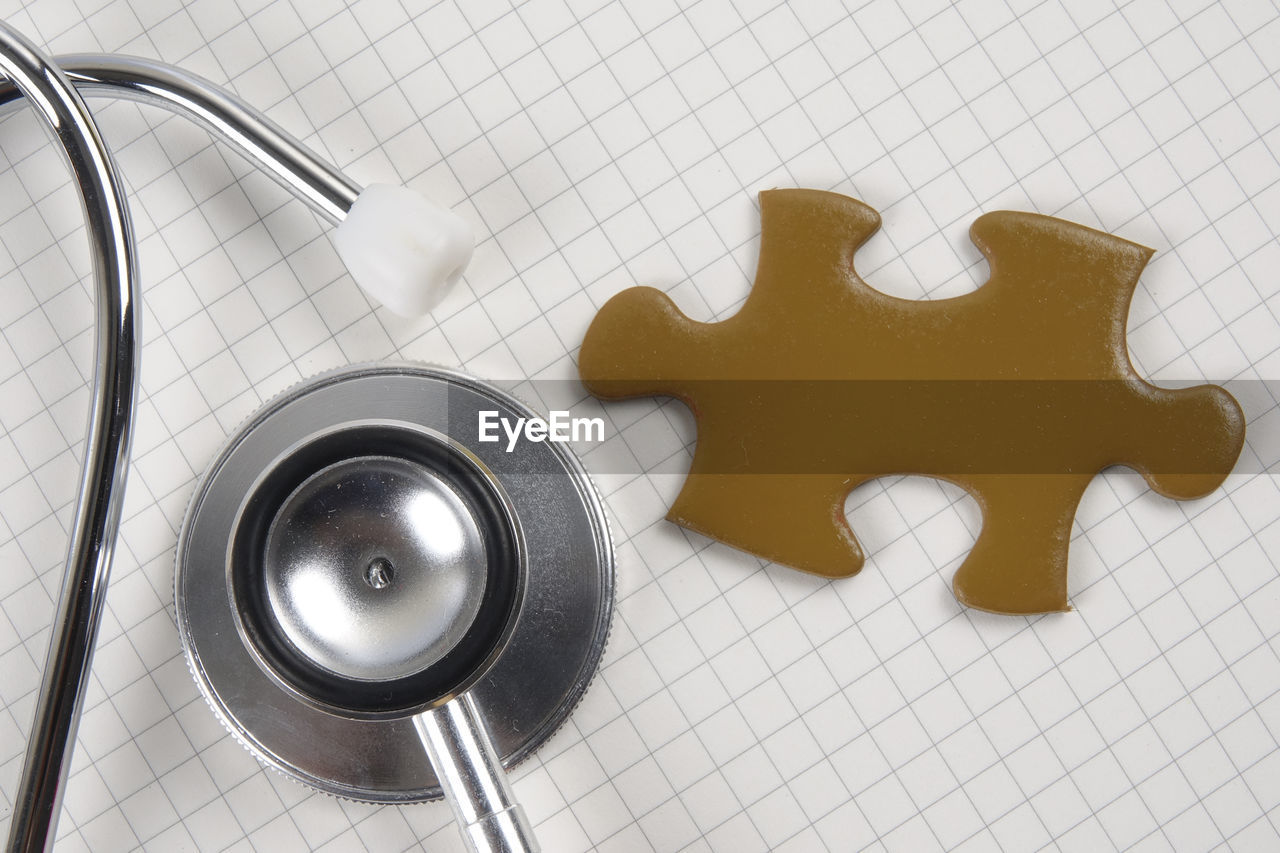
[0,21,613,853]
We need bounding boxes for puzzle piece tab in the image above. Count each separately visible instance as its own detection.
[579,189,1245,614]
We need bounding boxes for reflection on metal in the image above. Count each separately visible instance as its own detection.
[0,54,359,223]
[263,455,490,682]
[177,365,613,848]
[0,22,141,853]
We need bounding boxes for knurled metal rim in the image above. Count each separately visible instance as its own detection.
[175,363,614,802]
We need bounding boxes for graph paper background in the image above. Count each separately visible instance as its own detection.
[0,0,1278,850]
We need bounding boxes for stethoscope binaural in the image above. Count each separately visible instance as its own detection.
[0,21,613,853]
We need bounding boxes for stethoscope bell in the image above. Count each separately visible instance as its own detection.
[176,364,614,852]
[259,453,497,688]
[230,420,524,718]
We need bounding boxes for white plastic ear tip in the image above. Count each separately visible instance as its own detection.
[334,184,475,317]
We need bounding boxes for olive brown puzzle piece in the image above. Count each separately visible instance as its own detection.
[578,189,1245,614]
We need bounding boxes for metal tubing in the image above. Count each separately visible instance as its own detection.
[0,55,360,224]
[413,694,540,853]
[0,42,366,851]
[0,24,141,853]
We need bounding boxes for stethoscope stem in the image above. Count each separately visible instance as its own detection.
[414,695,540,853]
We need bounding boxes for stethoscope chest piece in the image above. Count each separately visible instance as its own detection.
[176,364,613,803]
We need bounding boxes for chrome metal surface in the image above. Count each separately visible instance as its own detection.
[177,364,614,802]
[415,695,540,853]
[263,454,490,682]
[0,54,360,223]
[0,25,142,853]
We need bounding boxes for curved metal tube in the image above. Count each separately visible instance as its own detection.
[0,54,360,224]
[0,23,140,853]
[0,48,361,851]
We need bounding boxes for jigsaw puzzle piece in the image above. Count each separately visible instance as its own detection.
[577,285,705,397]
[741,189,882,324]
[579,189,1246,614]
[580,189,886,389]
[1091,378,1245,500]
[951,474,1091,613]
[949,381,1242,613]
[670,473,868,576]
[580,286,876,576]
[967,210,1155,379]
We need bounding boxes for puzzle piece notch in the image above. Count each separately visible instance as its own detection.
[579,189,1245,614]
